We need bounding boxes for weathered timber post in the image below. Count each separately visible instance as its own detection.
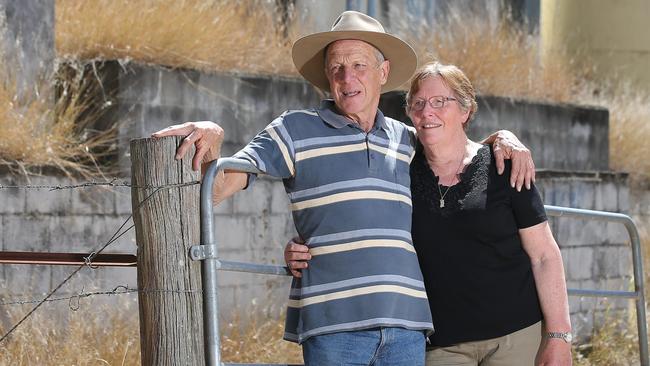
[130,136,204,366]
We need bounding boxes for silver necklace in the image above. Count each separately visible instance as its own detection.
[434,150,466,208]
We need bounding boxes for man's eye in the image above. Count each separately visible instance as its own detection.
[414,101,426,109]
[354,63,366,70]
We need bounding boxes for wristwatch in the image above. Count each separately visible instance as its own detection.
[546,331,573,343]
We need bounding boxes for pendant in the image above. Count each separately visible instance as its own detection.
[440,198,445,208]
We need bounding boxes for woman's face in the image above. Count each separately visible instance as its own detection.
[407,76,469,147]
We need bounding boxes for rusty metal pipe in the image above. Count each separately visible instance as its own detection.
[0,251,137,267]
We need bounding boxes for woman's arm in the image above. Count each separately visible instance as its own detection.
[520,221,572,366]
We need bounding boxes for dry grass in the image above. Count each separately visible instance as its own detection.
[55,0,297,76]
[572,311,640,366]
[54,1,650,184]
[0,296,301,365]
[0,60,118,178]
[0,297,141,365]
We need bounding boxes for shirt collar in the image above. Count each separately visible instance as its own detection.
[317,99,388,132]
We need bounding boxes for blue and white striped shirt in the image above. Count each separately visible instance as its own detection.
[233,100,434,343]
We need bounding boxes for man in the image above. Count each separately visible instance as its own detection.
[153,11,534,365]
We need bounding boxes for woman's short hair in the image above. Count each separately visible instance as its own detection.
[406,61,478,126]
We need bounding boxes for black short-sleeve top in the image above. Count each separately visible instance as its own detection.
[410,144,547,347]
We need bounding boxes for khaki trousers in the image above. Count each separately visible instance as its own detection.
[425,321,542,366]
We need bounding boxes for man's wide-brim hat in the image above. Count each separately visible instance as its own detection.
[292,11,417,93]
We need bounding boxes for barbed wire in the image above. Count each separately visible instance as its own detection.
[0,179,200,344]
[0,179,200,191]
[0,285,201,310]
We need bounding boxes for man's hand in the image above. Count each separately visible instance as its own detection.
[490,130,535,191]
[284,237,311,278]
[535,339,572,366]
[152,121,225,171]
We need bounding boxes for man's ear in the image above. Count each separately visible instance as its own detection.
[380,60,390,85]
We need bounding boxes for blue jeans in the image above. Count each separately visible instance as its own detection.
[302,327,426,366]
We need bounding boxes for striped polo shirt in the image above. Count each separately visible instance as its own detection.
[233,99,434,343]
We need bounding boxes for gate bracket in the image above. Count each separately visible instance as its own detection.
[190,245,219,261]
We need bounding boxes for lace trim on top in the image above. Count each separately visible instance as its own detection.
[411,144,490,216]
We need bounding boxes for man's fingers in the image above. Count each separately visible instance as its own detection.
[287,251,312,261]
[288,261,307,278]
[287,242,310,252]
[494,148,506,175]
[193,144,209,171]
[152,123,193,138]
[290,270,302,278]
[176,131,199,161]
[524,159,534,190]
[510,154,522,189]
[289,261,309,270]
[529,159,536,184]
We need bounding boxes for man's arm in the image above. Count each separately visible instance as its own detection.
[152,121,247,204]
[482,130,535,191]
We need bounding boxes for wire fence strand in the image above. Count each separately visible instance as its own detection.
[0,179,200,191]
[0,285,201,307]
[0,179,200,344]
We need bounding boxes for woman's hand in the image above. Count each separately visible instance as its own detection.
[536,339,572,366]
[284,237,311,278]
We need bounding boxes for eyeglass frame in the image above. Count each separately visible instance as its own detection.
[408,96,458,112]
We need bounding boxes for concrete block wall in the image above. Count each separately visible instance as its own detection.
[380,92,610,171]
[536,171,633,336]
[0,173,294,318]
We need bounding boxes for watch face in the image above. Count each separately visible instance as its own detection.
[563,333,573,343]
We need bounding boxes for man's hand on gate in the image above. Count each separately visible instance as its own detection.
[285,237,311,278]
[152,121,225,171]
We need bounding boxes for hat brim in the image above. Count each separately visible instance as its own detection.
[292,30,417,94]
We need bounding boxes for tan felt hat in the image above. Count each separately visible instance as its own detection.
[292,11,417,93]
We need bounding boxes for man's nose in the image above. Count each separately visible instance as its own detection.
[336,66,355,82]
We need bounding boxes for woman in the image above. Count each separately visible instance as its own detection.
[286,62,573,365]
[406,62,571,365]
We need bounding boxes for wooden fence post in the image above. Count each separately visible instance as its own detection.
[130,136,205,365]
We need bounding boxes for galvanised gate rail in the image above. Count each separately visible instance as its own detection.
[196,157,650,366]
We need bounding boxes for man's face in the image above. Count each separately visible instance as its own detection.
[325,40,389,122]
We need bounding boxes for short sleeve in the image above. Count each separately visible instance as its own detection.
[508,166,547,229]
[232,114,295,180]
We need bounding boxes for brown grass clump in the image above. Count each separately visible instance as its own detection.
[572,311,640,366]
[220,305,302,364]
[0,61,118,178]
[0,297,141,365]
[0,295,301,365]
[55,0,297,76]
[393,5,581,103]
[392,4,650,185]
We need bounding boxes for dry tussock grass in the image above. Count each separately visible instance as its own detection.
[572,311,640,366]
[55,1,650,184]
[0,61,117,178]
[0,297,141,365]
[56,0,297,76]
[396,8,579,102]
[0,297,301,365]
